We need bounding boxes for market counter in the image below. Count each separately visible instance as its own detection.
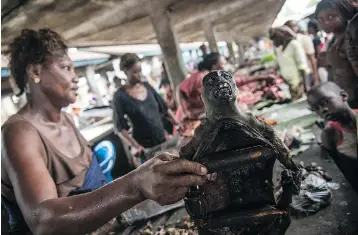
[80,123,114,145]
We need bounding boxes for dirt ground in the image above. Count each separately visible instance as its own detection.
[286,145,358,235]
[117,145,358,235]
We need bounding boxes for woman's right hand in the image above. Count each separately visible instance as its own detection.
[132,153,208,205]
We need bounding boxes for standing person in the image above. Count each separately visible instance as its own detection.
[307,19,324,58]
[270,26,310,100]
[1,28,210,235]
[113,53,180,151]
[285,20,319,88]
[199,44,208,58]
[315,0,358,108]
[336,0,358,79]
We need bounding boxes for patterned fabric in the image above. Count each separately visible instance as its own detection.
[328,118,357,159]
[2,155,109,234]
[94,141,116,182]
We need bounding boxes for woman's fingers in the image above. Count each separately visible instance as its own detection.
[206,172,218,182]
[161,159,208,176]
[156,152,179,161]
[169,174,207,187]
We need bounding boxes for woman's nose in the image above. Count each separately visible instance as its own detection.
[72,75,79,83]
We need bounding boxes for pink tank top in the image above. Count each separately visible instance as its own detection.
[328,118,357,159]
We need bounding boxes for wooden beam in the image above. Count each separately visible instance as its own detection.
[149,5,187,90]
[202,21,218,53]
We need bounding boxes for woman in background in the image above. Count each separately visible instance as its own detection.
[177,53,225,121]
[177,52,276,121]
[315,0,358,108]
[113,53,180,151]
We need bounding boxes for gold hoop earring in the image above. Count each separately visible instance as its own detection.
[34,78,41,84]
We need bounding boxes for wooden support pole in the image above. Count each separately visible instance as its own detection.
[85,66,104,106]
[202,21,219,53]
[236,41,245,66]
[226,41,237,65]
[149,7,187,91]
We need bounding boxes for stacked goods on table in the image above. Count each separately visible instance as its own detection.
[235,71,291,109]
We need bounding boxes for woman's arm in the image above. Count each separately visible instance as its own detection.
[178,89,190,118]
[167,109,180,126]
[2,122,208,235]
[292,41,310,82]
[119,129,142,148]
[347,46,358,78]
[112,92,143,149]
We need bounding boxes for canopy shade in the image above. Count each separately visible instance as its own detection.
[2,0,285,50]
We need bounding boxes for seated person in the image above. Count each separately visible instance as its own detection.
[307,82,358,193]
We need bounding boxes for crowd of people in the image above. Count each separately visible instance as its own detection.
[269,0,358,192]
[1,0,357,234]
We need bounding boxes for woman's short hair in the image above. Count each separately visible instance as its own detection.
[9,28,68,96]
[119,53,140,71]
[307,19,320,33]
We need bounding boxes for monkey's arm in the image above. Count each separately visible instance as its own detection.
[179,120,207,161]
[247,113,301,208]
[247,113,299,171]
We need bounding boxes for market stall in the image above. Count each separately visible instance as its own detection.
[114,99,358,235]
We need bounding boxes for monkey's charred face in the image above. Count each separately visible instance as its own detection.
[201,70,237,107]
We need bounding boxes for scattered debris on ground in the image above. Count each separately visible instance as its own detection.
[139,216,197,235]
[290,162,340,217]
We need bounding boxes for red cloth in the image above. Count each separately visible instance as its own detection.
[179,71,206,110]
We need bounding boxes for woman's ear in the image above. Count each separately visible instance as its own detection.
[340,90,349,102]
[26,64,42,81]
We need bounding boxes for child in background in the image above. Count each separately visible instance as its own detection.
[307,82,357,192]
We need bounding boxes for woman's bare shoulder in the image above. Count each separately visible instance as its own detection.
[2,115,44,158]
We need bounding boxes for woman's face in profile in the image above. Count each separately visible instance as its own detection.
[38,54,78,107]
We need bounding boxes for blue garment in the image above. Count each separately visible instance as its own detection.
[93,140,116,182]
[2,154,107,233]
